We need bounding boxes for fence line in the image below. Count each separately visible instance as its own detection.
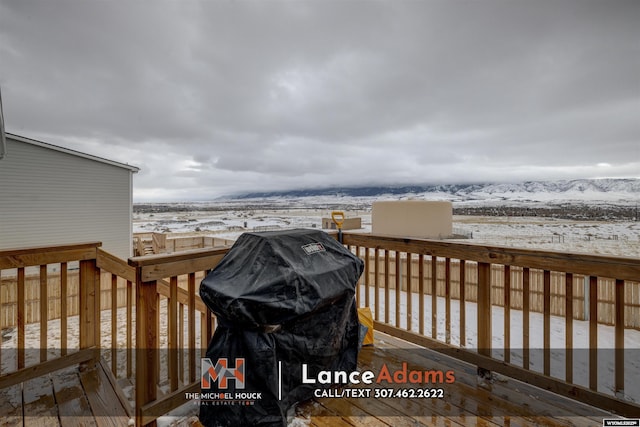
[0,270,129,328]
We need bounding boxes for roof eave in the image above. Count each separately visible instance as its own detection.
[6,132,140,173]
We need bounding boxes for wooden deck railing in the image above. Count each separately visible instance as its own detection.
[342,232,640,418]
[0,243,227,426]
[0,243,103,393]
[2,236,640,426]
[128,247,228,426]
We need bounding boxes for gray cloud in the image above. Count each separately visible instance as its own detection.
[1,0,638,201]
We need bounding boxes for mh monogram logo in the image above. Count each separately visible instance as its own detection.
[201,358,245,389]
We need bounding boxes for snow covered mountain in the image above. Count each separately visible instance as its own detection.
[235,178,640,205]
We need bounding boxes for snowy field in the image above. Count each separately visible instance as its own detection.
[134,198,640,258]
[450,215,640,258]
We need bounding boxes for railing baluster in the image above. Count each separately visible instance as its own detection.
[126,279,133,379]
[445,258,451,344]
[112,273,118,375]
[157,295,161,385]
[543,269,551,376]
[364,247,370,309]
[179,303,185,385]
[460,260,466,348]
[40,265,47,363]
[374,248,379,321]
[523,267,530,369]
[406,253,412,332]
[384,250,390,324]
[188,272,196,384]
[169,276,179,392]
[418,254,424,335]
[395,251,401,327]
[61,262,68,357]
[565,272,573,383]
[615,279,625,396]
[431,256,437,339]
[477,262,491,357]
[589,276,598,391]
[15,267,24,370]
[504,265,511,363]
[355,246,361,306]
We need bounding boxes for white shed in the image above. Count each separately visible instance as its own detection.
[0,133,139,258]
[372,200,453,239]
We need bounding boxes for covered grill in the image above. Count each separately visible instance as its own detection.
[199,229,363,426]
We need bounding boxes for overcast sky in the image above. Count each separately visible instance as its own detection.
[1,1,638,201]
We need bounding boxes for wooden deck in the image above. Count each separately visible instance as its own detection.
[0,331,619,426]
[147,331,616,427]
[0,360,131,427]
[293,331,614,427]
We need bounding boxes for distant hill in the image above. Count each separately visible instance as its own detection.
[234,178,640,203]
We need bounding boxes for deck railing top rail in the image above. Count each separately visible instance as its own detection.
[343,232,640,280]
[0,242,101,269]
[128,246,231,282]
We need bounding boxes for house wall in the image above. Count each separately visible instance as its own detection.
[372,200,452,239]
[0,136,134,258]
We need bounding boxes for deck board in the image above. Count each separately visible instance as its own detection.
[355,345,516,427]
[0,362,130,427]
[297,331,617,427]
[52,366,97,427]
[145,329,623,426]
[314,398,392,426]
[23,375,59,427]
[0,384,23,427]
[373,332,611,425]
[79,363,131,427]
[0,331,621,426]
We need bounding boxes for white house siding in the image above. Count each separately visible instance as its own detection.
[0,135,136,259]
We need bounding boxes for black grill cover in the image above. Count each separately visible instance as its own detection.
[199,229,363,427]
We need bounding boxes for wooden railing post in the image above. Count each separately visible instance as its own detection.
[135,276,159,427]
[152,233,167,254]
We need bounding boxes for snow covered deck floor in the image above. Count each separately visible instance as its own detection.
[0,359,131,427]
[293,331,614,427]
